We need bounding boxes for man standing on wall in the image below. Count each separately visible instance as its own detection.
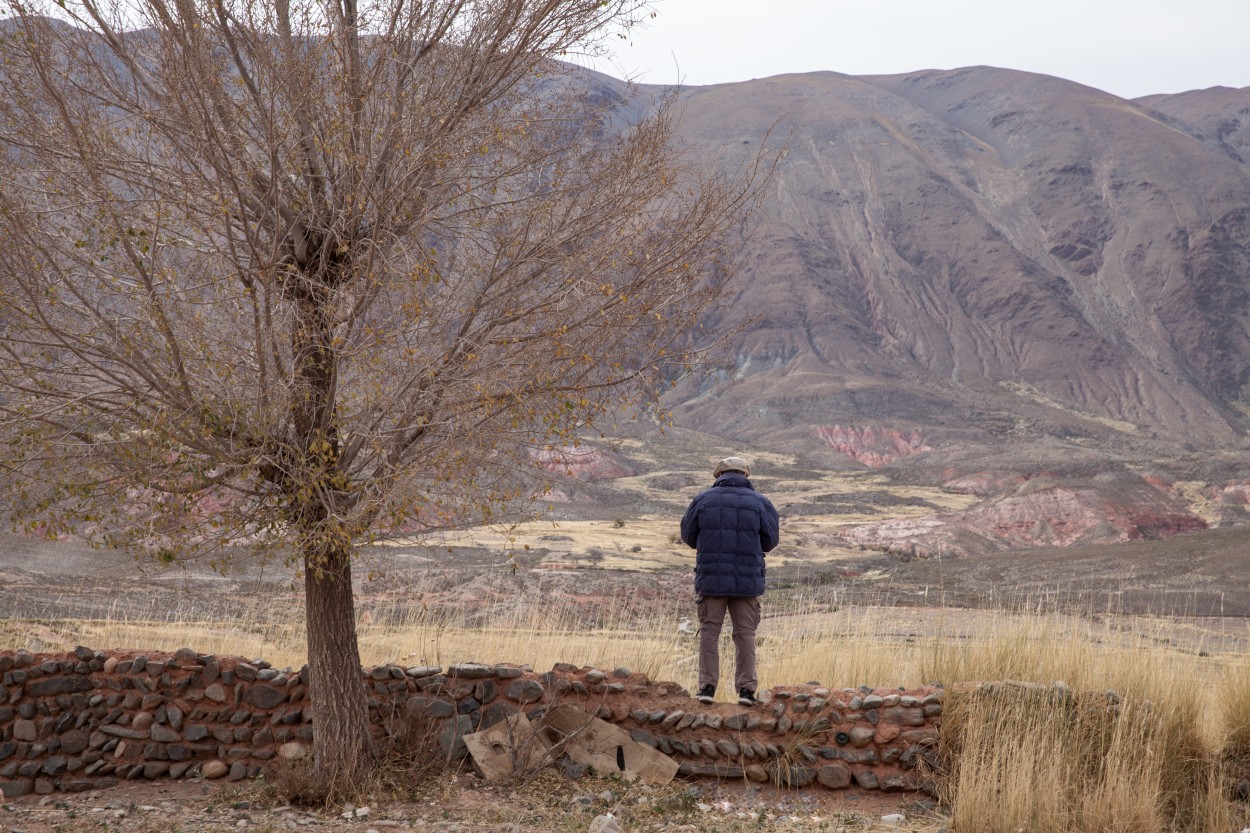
[680,456,780,707]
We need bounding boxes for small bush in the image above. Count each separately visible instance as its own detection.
[270,710,447,806]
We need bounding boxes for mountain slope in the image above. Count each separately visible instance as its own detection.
[660,68,1250,461]
[1136,85,1250,164]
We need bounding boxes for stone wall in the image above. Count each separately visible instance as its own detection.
[0,648,942,799]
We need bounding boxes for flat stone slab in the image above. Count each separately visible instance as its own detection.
[539,704,678,786]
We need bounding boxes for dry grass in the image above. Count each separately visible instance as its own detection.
[1221,659,1250,755]
[922,609,1241,833]
[5,593,1250,831]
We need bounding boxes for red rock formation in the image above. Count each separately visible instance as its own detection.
[941,471,1030,496]
[815,425,932,468]
[1205,479,1250,505]
[840,475,1206,558]
[531,445,635,481]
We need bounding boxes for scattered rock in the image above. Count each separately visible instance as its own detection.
[589,813,623,833]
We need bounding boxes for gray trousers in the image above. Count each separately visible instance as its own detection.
[696,595,760,692]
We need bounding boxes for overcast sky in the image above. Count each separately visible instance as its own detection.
[590,0,1250,100]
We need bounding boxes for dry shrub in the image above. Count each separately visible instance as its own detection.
[269,708,450,807]
[469,710,561,788]
[372,706,459,793]
[766,700,833,788]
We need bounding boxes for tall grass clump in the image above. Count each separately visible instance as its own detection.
[1220,659,1250,756]
[926,611,1230,833]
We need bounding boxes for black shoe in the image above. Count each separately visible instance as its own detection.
[695,685,716,704]
[737,688,757,707]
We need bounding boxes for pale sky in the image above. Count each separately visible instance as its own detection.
[591,0,1250,100]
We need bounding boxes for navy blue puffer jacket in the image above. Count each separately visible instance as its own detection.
[680,473,780,597]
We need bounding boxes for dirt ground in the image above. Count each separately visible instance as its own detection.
[0,769,940,833]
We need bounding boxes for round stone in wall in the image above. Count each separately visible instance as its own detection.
[505,679,545,704]
[278,742,307,761]
[13,720,37,742]
[201,760,229,779]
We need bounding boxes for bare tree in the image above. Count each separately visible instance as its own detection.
[0,0,767,788]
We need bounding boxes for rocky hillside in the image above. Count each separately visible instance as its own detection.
[839,470,1210,559]
[652,70,1250,465]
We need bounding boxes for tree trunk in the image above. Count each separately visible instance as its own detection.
[287,265,372,788]
[304,541,372,789]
